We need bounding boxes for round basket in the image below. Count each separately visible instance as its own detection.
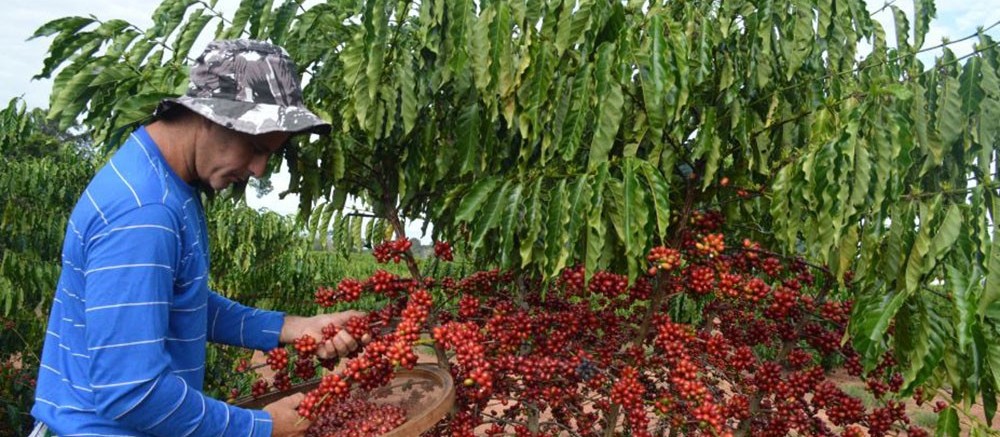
[235,363,454,435]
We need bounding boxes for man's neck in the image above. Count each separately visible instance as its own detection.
[145,120,198,184]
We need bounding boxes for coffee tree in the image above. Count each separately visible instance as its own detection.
[0,98,97,435]
[33,0,1000,434]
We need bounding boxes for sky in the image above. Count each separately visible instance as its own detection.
[2,0,999,238]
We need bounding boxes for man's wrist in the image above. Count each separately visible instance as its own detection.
[279,315,305,344]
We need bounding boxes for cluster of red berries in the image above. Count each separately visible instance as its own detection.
[335,278,364,302]
[695,233,725,257]
[251,378,269,398]
[273,370,291,391]
[761,256,783,277]
[647,246,683,274]
[297,288,433,427]
[433,241,454,261]
[559,264,586,295]
[610,366,650,436]
[457,294,479,319]
[266,347,289,371]
[294,334,318,360]
[369,269,402,295]
[373,239,411,263]
[304,395,407,437]
[433,321,493,399]
[588,271,628,299]
[689,210,724,231]
[684,265,715,295]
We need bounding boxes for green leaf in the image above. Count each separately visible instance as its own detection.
[565,173,592,265]
[499,182,524,269]
[700,130,722,191]
[559,65,592,162]
[151,0,199,40]
[471,180,512,250]
[960,57,984,117]
[929,204,964,266]
[49,67,98,129]
[851,286,909,368]
[913,0,936,49]
[267,0,300,44]
[639,161,670,239]
[447,0,472,75]
[900,298,948,392]
[455,178,498,223]
[984,374,997,427]
[555,0,592,55]
[902,201,938,296]
[544,179,569,276]
[30,16,94,40]
[173,10,213,62]
[520,178,544,268]
[471,5,495,92]
[623,160,648,279]
[350,214,364,251]
[935,406,959,437]
[396,49,418,136]
[640,13,668,137]
[113,92,174,125]
[585,163,609,275]
[985,324,1000,425]
[890,5,910,52]
[981,227,1000,315]
[948,265,978,356]
[936,75,963,150]
[457,103,481,176]
[588,43,623,171]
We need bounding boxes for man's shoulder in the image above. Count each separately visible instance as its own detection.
[92,139,193,207]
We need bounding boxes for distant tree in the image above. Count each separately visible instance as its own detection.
[0,98,98,435]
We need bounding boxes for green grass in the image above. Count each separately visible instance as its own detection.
[912,410,939,430]
[841,384,877,408]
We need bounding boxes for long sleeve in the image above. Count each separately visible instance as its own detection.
[207,291,285,350]
[83,205,272,436]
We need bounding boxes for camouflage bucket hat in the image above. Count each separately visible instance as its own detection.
[155,39,331,136]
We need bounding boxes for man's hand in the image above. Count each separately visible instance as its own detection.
[264,393,309,437]
[280,311,371,359]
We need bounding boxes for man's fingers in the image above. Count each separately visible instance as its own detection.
[316,338,336,359]
[332,331,358,356]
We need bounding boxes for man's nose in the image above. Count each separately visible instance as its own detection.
[249,154,269,178]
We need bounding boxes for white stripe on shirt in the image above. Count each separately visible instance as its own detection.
[114,377,159,420]
[88,338,165,351]
[166,334,206,343]
[86,302,170,312]
[89,224,178,243]
[172,364,205,374]
[85,263,173,276]
[85,189,108,224]
[110,158,142,207]
[90,377,154,389]
[34,397,96,412]
[170,303,207,313]
[141,377,188,431]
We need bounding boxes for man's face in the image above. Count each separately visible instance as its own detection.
[196,123,290,191]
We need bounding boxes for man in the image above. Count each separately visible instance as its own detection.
[30,40,362,437]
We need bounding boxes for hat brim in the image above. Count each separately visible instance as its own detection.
[156,96,331,136]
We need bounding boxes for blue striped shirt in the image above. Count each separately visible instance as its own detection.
[32,127,285,436]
